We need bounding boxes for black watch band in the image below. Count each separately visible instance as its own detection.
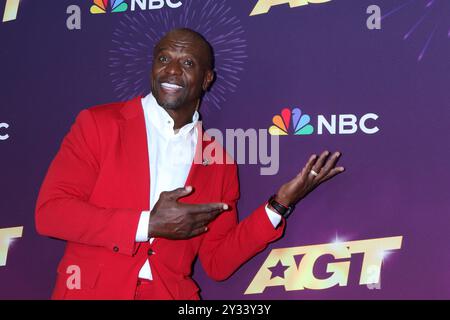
[268,195,295,219]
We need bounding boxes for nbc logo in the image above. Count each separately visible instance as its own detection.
[90,0,128,14]
[269,107,379,136]
[269,108,314,136]
[90,0,182,14]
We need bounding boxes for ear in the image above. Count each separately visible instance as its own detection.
[202,69,215,91]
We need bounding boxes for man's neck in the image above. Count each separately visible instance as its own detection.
[164,105,197,131]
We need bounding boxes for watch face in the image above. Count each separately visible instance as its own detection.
[270,199,287,216]
[283,208,293,218]
[269,194,295,218]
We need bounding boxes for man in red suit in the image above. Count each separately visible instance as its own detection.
[35,28,345,300]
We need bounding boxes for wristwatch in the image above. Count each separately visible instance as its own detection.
[268,194,295,219]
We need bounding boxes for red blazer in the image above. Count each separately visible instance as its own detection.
[35,97,285,300]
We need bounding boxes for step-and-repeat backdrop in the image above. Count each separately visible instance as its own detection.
[1,0,449,299]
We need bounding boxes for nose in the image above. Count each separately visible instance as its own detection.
[164,59,182,76]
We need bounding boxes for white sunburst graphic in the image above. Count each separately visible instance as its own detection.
[382,0,450,61]
[108,0,247,112]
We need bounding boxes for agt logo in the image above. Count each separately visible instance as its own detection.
[250,0,332,16]
[2,0,20,22]
[90,0,182,14]
[0,226,23,267]
[245,236,403,294]
[269,108,379,136]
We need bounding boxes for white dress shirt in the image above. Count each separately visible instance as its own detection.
[135,93,281,280]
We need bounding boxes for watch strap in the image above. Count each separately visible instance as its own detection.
[268,195,295,219]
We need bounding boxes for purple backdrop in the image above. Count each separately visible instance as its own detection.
[0,0,449,299]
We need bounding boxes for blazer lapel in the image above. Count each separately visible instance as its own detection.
[183,124,216,202]
[118,99,216,208]
[119,96,150,209]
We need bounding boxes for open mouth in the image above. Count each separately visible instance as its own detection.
[160,82,184,92]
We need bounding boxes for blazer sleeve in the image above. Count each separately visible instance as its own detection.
[35,109,141,256]
[198,163,286,281]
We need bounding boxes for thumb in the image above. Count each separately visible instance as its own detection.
[168,186,193,200]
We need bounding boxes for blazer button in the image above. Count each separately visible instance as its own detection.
[113,246,119,252]
[147,249,154,256]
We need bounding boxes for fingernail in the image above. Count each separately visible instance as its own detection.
[204,227,208,232]
[336,152,341,157]
[223,204,229,210]
[185,186,192,192]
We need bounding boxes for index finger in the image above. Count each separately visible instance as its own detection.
[182,202,229,215]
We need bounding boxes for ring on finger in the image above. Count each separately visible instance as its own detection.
[310,169,319,177]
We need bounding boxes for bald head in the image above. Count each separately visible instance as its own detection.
[154,28,214,70]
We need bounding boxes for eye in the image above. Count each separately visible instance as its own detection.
[183,59,194,67]
[158,55,168,63]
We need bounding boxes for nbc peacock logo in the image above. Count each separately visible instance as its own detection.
[269,108,314,136]
[90,0,128,14]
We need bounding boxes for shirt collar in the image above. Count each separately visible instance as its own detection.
[142,93,199,137]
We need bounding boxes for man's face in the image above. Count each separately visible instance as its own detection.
[151,31,214,110]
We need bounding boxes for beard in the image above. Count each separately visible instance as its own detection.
[155,93,185,110]
[151,80,190,110]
